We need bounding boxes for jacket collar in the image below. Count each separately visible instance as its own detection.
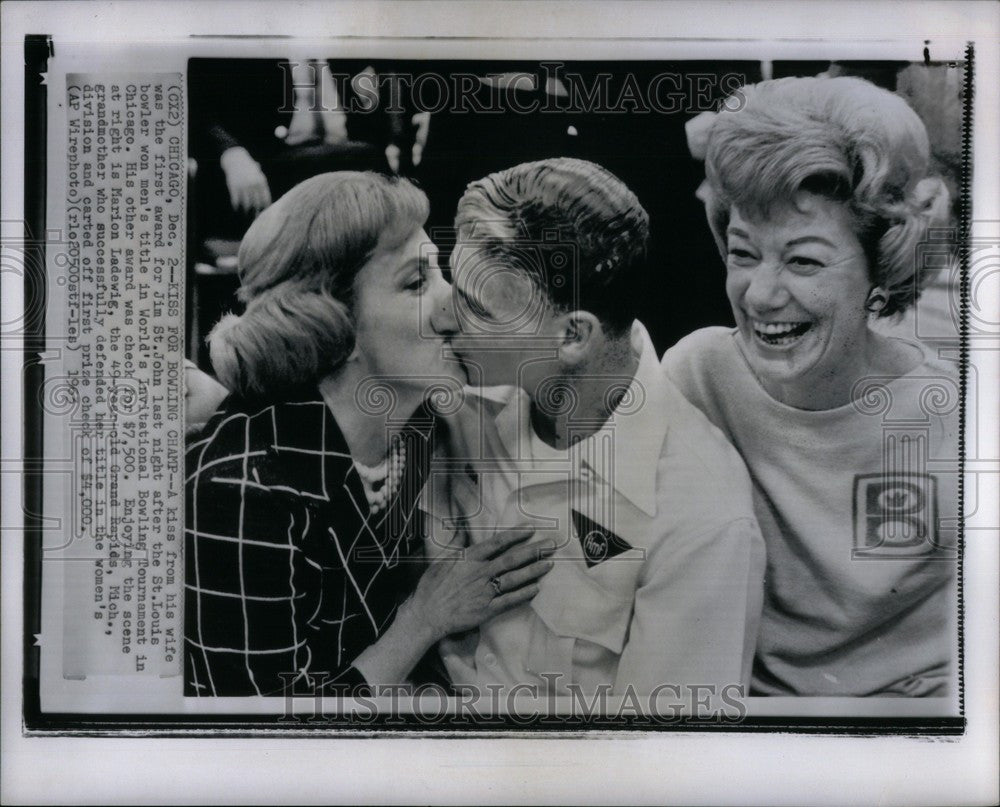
[266,393,435,531]
[262,395,359,502]
[492,321,670,517]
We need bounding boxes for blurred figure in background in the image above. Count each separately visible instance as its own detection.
[190,58,407,252]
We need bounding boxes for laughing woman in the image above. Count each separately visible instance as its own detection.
[664,77,958,697]
[185,172,552,696]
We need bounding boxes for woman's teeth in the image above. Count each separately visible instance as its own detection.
[751,320,812,345]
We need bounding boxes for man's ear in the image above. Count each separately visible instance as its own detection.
[557,311,600,366]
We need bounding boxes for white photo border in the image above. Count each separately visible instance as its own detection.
[2,1,998,804]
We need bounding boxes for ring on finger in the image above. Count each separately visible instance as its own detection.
[489,575,503,596]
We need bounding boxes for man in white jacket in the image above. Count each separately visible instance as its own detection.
[421,157,766,705]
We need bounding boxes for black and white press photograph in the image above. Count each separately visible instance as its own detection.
[2,1,998,805]
[182,50,965,711]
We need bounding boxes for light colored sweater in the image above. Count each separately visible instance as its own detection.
[663,327,959,697]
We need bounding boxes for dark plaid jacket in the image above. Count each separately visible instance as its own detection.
[184,391,433,697]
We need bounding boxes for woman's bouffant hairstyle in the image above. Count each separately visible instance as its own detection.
[208,172,428,398]
[454,157,649,336]
[704,76,951,317]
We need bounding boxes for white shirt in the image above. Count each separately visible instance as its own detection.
[423,322,766,696]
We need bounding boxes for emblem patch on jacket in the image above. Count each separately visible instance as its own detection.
[571,510,633,568]
[852,473,954,559]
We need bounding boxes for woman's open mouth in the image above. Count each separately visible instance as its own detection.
[750,319,813,347]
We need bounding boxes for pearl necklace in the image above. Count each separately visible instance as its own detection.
[353,436,407,514]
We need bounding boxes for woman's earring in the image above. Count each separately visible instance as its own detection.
[865,287,888,313]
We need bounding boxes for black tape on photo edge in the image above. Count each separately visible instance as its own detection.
[956,39,974,721]
[22,32,53,731]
